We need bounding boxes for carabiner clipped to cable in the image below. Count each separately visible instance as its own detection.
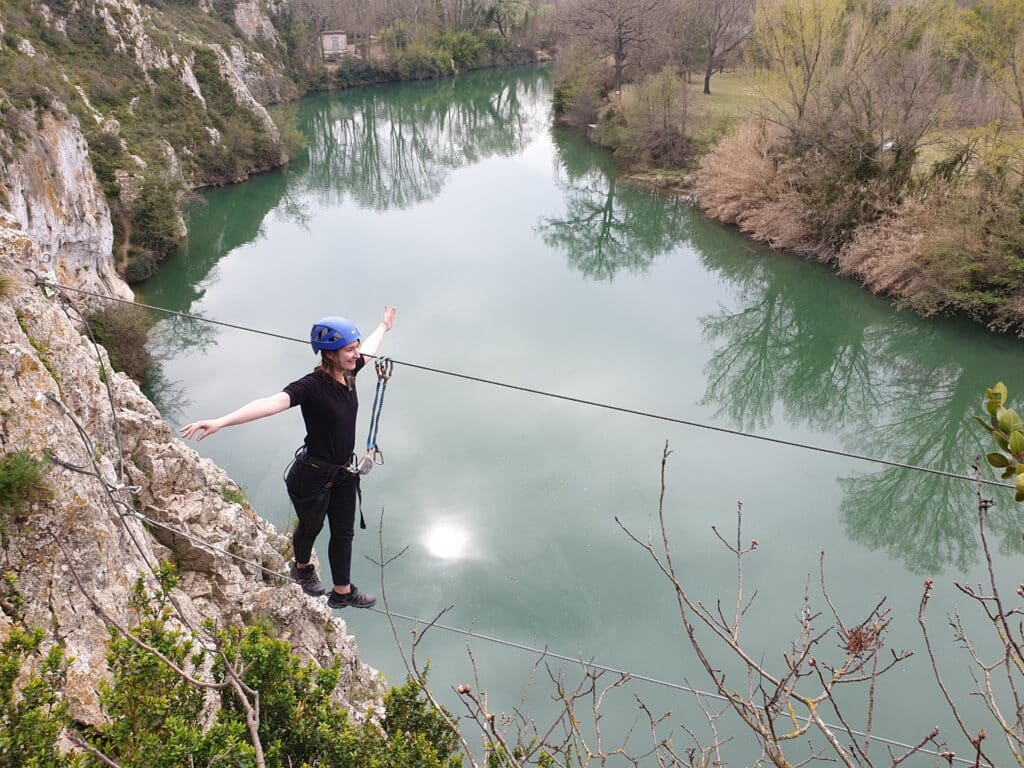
[374,356,394,380]
[361,356,394,475]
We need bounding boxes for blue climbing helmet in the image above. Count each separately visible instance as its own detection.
[310,316,361,352]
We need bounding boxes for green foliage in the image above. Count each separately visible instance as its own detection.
[975,382,1024,500]
[0,620,70,768]
[86,303,156,383]
[132,173,183,258]
[219,483,248,506]
[438,31,485,70]
[124,252,158,284]
[0,451,51,525]
[967,0,1024,122]
[87,565,248,768]
[267,103,306,161]
[383,677,461,763]
[210,625,462,767]
[84,130,127,199]
[0,273,9,299]
[68,566,465,767]
[390,43,455,80]
[552,44,610,126]
[617,67,694,166]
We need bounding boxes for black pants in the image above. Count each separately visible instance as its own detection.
[285,459,358,587]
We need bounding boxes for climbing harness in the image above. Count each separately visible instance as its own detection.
[288,447,367,530]
[350,356,394,476]
[281,358,394,529]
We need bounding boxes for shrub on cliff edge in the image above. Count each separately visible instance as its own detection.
[0,451,51,528]
[85,303,156,384]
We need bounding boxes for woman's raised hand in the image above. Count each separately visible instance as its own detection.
[381,305,397,331]
[180,419,221,441]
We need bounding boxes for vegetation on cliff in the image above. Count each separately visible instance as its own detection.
[1,569,461,767]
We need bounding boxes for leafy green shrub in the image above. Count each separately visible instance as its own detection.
[0,451,51,525]
[552,44,610,127]
[87,566,250,768]
[1,558,465,766]
[84,566,463,768]
[617,66,693,167]
[133,173,182,258]
[85,130,126,199]
[975,382,1024,500]
[437,31,484,70]
[391,43,453,80]
[267,103,306,160]
[86,303,156,383]
[219,483,248,506]
[0,622,70,768]
[124,252,158,284]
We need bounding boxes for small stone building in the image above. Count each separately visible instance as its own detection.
[320,30,349,60]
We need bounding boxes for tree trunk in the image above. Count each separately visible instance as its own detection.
[703,61,712,95]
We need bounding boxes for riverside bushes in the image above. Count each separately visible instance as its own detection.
[840,175,1024,331]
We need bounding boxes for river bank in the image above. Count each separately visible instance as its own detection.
[563,69,1024,339]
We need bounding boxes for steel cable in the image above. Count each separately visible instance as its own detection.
[36,277,1015,492]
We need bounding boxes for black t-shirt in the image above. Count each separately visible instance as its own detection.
[283,356,366,465]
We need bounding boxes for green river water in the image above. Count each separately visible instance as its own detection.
[139,65,1024,765]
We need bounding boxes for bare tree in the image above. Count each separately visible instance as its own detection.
[372,510,727,767]
[564,0,665,97]
[617,444,943,767]
[693,0,752,94]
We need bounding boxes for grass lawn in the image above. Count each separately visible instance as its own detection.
[685,69,782,148]
[685,69,779,119]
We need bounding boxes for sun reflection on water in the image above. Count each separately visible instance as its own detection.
[421,517,473,560]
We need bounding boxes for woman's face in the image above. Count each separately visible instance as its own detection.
[336,340,360,371]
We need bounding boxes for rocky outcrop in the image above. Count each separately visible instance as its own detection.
[0,215,382,727]
[0,108,130,302]
[233,0,279,43]
[227,44,299,105]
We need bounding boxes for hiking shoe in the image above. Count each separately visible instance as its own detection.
[290,563,325,596]
[327,585,376,609]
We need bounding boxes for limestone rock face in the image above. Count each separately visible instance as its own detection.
[233,0,279,43]
[208,43,286,161]
[1,110,129,301]
[0,216,383,728]
[227,44,299,105]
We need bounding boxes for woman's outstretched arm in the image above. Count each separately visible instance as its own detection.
[359,306,397,358]
[180,391,291,441]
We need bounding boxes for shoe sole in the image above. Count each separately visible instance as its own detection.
[327,599,376,609]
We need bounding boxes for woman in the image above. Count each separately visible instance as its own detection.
[180,307,397,609]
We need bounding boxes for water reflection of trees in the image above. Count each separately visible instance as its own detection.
[150,67,550,314]
[698,236,1024,574]
[303,68,548,210]
[537,129,691,280]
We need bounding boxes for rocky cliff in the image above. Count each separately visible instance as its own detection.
[0,213,383,729]
[0,0,301,279]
